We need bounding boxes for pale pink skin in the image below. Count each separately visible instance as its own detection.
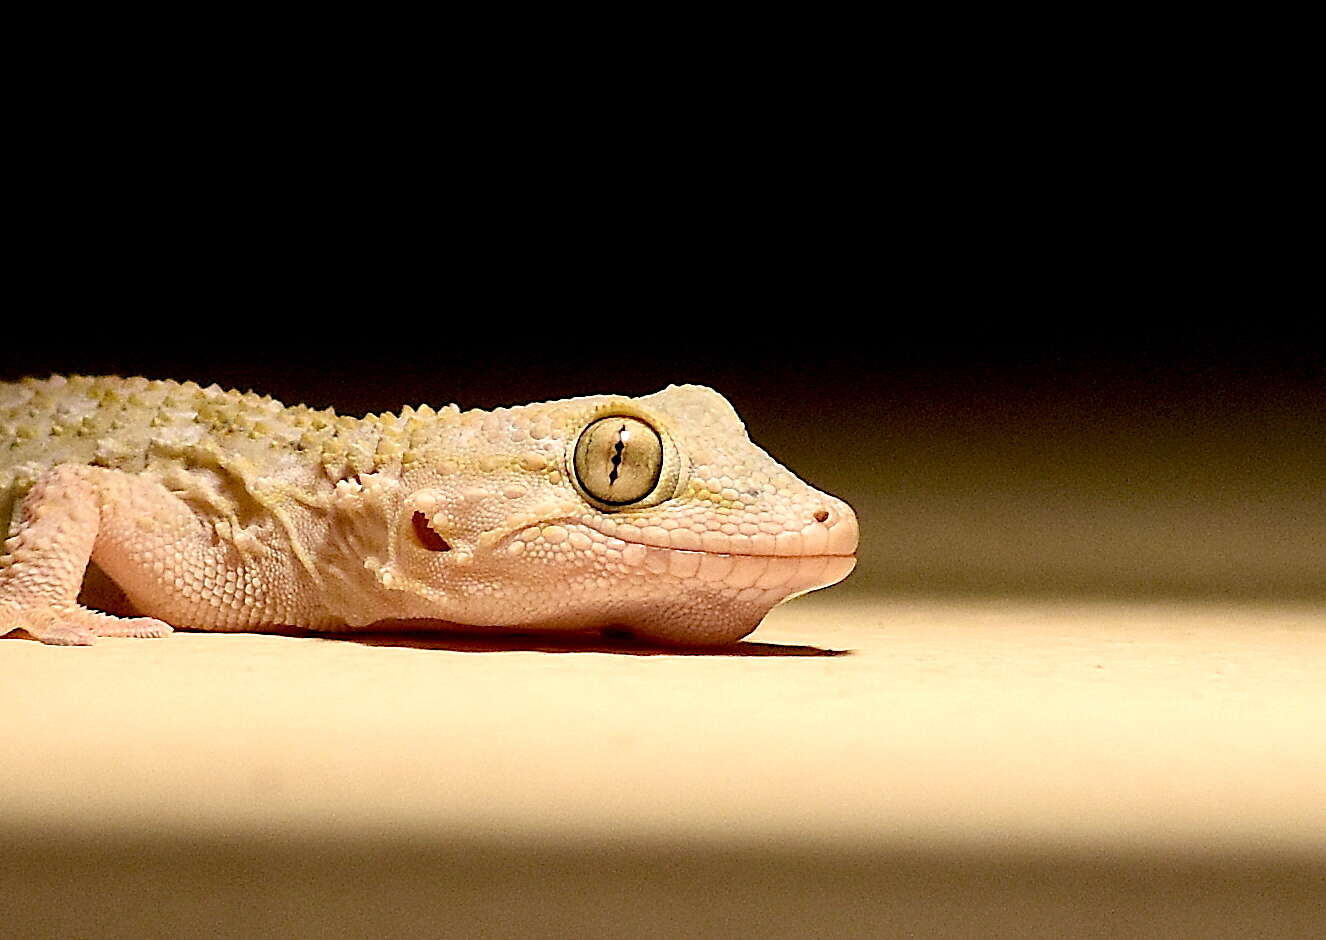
[0,377,858,646]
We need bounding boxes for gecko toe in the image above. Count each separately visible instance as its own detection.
[97,616,174,639]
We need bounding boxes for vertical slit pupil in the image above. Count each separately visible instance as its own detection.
[608,424,627,486]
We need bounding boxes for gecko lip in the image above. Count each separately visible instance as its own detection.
[641,548,857,559]
[577,504,861,561]
[585,535,858,561]
[584,522,859,560]
[509,511,859,597]
[513,522,858,589]
[520,523,856,559]
[548,521,859,594]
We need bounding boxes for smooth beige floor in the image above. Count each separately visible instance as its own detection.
[4,595,1325,937]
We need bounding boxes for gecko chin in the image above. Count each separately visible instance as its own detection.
[577,551,857,647]
[594,594,782,646]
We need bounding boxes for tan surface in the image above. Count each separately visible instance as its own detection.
[4,595,1326,936]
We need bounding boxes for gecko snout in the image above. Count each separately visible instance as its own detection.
[795,500,858,558]
[817,501,858,557]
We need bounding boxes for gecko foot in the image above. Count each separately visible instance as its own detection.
[0,604,173,646]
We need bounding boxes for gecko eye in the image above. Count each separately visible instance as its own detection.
[573,416,664,507]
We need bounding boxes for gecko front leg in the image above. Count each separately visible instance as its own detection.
[0,465,174,645]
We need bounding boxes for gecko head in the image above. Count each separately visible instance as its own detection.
[391,385,857,645]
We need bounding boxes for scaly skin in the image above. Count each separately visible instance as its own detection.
[0,376,857,645]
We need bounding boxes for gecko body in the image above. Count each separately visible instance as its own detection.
[0,376,857,645]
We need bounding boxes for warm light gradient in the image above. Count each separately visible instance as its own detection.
[2,339,1322,936]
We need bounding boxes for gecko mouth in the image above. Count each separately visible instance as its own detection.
[637,547,856,559]
[581,508,860,560]
[621,545,858,594]
[494,511,858,595]
[576,516,859,594]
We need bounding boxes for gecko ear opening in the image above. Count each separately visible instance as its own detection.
[411,512,452,552]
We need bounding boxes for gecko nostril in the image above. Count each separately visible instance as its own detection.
[813,509,830,524]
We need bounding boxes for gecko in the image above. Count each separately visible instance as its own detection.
[0,375,857,646]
